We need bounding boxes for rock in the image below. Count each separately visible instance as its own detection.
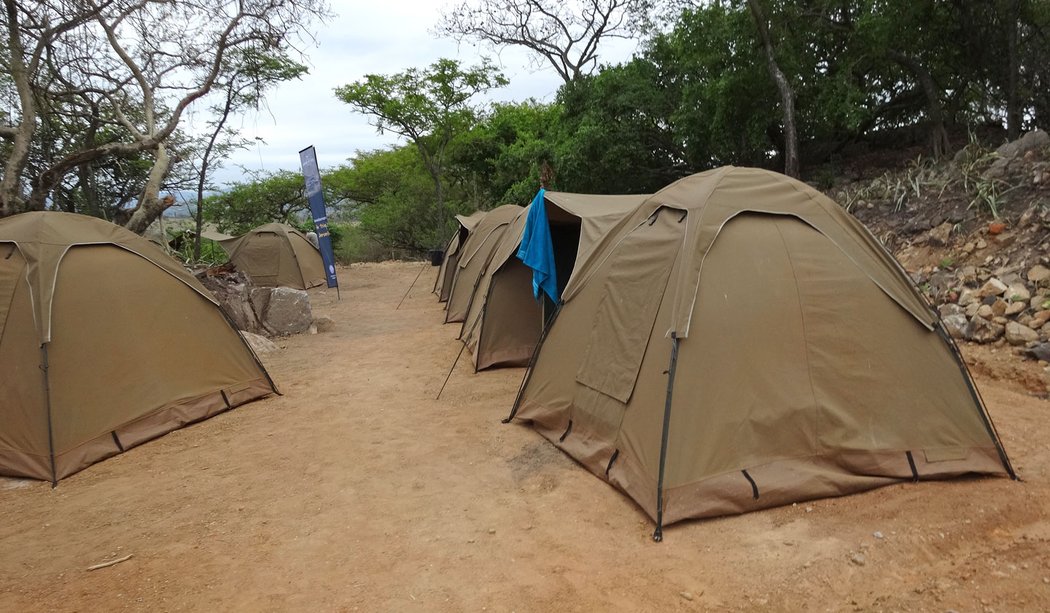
[1031,295,1050,311]
[240,331,279,354]
[977,239,988,250]
[928,222,953,246]
[313,316,336,332]
[1028,265,1050,285]
[1006,283,1031,302]
[1024,343,1050,362]
[939,304,965,318]
[966,302,981,317]
[986,129,1050,178]
[991,299,1008,317]
[942,314,968,339]
[966,316,1005,343]
[1005,301,1027,316]
[977,304,995,319]
[1031,311,1050,328]
[1005,322,1039,346]
[198,270,263,333]
[958,289,978,307]
[256,287,313,336]
[977,278,1008,298]
[850,552,867,567]
[680,592,694,602]
[959,266,979,284]
[873,531,885,540]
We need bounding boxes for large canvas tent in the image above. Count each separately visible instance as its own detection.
[459,192,648,370]
[507,167,1014,538]
[0,212,278,483]
[218,223,325,290]
[435,211,487,302]
[444,204,522,324]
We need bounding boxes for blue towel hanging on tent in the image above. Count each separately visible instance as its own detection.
[517,188,558,302]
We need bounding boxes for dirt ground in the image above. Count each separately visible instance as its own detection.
[2,261,1049,612]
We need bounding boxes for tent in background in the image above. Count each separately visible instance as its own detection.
[460,192,648,371]
[444,204,522,324]
[0,212,277,483]
[218,223,324,290]
[506,166,1014,538]
[435,211,487,302]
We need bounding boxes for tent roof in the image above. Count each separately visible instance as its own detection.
[0,211,215,342]
[562,167,936,337]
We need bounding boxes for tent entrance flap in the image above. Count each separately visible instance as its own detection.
[575,208,684,404]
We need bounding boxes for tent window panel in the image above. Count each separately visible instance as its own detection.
[575,209,684,403]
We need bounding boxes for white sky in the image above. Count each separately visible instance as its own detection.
[208,0,640,184]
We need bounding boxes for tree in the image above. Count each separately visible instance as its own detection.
[437,0,652,84]
[202,169,312,235]
[746,0,799,177]
[190,49,308,260]
[334,59,506,237]
[0,0,327,233]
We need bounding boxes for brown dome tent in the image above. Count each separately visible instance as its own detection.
[459,192,648,370]
[506,167,1014,539]
[435,211,487,302]
[218,223,325,290]
[444,204,522,324]
[0,212,278,483]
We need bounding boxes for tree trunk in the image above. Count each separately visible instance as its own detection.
[1006,0,1021,139]
[747,0,800,178]
[123,143,174,234]
[888,50,950,158]
[1,0,35,216]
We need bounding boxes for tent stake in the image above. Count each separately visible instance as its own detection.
[397,263,427,310]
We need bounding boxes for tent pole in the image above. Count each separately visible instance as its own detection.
[653,333,680,542]
[935,324,1017,480]
[40,343,57,487]
[436,313,485,400]
[397,262,428,310]
[435,341,468,401]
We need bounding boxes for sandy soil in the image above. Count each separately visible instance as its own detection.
[1,261,1048,612]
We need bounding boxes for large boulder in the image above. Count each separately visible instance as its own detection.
[1005,322,1039,346]
[985,129,1050,178]
[252,287,313,336]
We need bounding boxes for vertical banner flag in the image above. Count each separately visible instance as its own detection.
[299,146,339,289]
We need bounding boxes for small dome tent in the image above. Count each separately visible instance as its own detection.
[506,167,1014,538]
[435,211,487,302]
[0,212,278,483]
[218,223,325,290]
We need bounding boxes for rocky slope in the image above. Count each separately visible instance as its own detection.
[829,129,1050,395]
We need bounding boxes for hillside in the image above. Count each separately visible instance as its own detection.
[824,129,1050,396]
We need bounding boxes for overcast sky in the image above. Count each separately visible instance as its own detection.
[207,0,640,184]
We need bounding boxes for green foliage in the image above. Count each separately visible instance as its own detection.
[203,170,308,234]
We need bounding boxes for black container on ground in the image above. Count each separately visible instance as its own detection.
[428,249,444,266]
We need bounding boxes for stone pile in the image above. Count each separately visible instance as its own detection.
[195,267,316,339]
[928,262,1050,358]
